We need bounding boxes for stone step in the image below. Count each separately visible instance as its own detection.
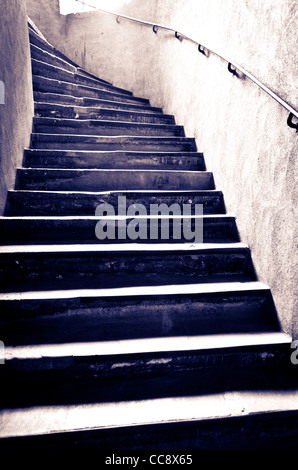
[29,30,113,88]
[22,149,204,170]
[0,333,294,409]
[30,44,77,73]
[16,168,213,191]
[31,58,134,97]
[32,75,150,105]
[34,102,175,124]
[0,214,239,244]
[0,283,280,346]
[6,189,225,216]
[0,243,255,292]
[32,117,185,138]
[1,402,298,450]
[33,92,163,113]
[29,29,81,68]
[30,134,197,152]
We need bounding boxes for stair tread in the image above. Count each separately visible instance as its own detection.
[33,117,185,137]
[30,135,196,145]
[31,133,193,140]
[0,214,234,220]
[9,188,221,194]
[33,93,163,113]
[1,388,298,439]
[25,149,201,155]
[34,102,173,119]
[0,281,270,300]
[3,332,291,360]
[33,118,181,132]
[0,242,248,253]
[32,75,150,104]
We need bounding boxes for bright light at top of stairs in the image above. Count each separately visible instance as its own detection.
[60,0,133,15]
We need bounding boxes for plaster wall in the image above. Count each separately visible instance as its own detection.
[0,0,34,214]
[25,0,297,338]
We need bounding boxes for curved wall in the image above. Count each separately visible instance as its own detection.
[0,0,33,214]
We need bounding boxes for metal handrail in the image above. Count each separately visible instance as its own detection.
[74,0,297,130]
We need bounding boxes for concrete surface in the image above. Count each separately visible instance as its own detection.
[25,0,297,338]
[0,1,34,214]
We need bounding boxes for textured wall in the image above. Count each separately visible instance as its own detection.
[26,0,65,48]
[25,0,297,338]
[0,0,34,214]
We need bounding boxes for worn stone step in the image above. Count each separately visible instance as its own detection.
[1,404,298,451]
[0,333,293,408]
[6,190,225,216]
[22,149,204,170]
[31,58,134,97]
[0,282,280,346]
[33,92,163,113]
[29,29,80,68]
[0,214,239,244]
[34,102,175,124]
[16,168,213,191]
[32,117,185,138]
[30,44,77,73]
[32,75,150,105]
[0,243,255,292]
[30,134,197,152]
[29,30,112,88]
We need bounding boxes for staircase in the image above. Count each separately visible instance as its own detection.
[0,22,298,451]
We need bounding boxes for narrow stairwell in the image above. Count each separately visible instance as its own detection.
[0,23,298,451]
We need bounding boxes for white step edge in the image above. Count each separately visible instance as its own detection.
[34,102,170,116]
[0,242,247,254]
[3,332,291,361]
[18,167,206,174]
[1,389,298,438]
[0,280,270,301]
[0,214,235,221]
[25,149,200,155]
[9,189,220,194]
[30,133,194,140]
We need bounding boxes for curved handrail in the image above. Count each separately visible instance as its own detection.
[74,0,297,130]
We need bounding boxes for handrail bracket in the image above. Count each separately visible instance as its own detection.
[228,62,239,78]
[198,44,206,56]
[287,113,298,132]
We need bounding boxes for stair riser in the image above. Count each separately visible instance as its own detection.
[31,59,133,96]
[6,191,225,216]
[16,169,211,191]
[23,151,204,170]
[0,291,277,345]
[34,104,175,124]
[33,122,185,138]
[30,138,197,153]
[34,92,162,113]
[0,344,290,408]
[0,218,239,244]
[0,249,255,292]
[32,76,149,105]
